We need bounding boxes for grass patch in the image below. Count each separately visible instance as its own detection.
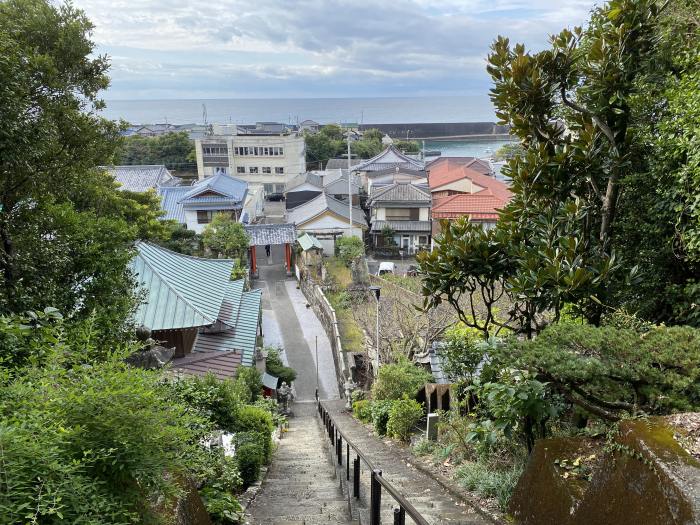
[325,257,352,288]
[456,459,525,511]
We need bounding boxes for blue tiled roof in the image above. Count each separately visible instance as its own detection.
[181,172,247,203]
[131,242,235,330]
[158,186,189,222]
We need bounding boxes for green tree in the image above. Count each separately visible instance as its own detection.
[393,140,420,153]
[492,143,523,161]
[362,128,384,142]
[0,0,163,339]
[116,131,195,170]
[202,213,250,259]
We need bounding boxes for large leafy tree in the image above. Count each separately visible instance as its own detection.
[202,213,251,260]
[115,131,196,170]
[0,0,165,337]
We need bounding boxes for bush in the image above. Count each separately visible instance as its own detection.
[387,399,424,441]
[371,359,432,401]
[370,400,394,436]
[265,347,297,386]
[200,486,243,524]
[353,399,372,423]
[233,406,274,462]
[235,367,263,403]
[170,373,242,432]
[234,435,265,487]
[335,235,365,266]
[457,459,525,511]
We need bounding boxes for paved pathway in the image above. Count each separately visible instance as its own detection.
[325,400,492,525]
[247,403,356,525]
[254,257,339,401]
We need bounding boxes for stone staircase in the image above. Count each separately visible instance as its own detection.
[246,402,357,525]
[323,400,494,525]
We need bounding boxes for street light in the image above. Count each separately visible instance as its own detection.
[369,286,381,376]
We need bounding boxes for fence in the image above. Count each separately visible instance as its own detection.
[297,266,350,397]
[318,401,430,525]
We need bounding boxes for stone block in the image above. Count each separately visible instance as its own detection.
[426,413,440,441]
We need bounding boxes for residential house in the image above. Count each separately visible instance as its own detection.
[352,145,425,189]
[366,166,427,192]
[284,171,360,210]
[158,172,248,233]
[195,130,306,197]
[286,193,367,253]
[367,182,432,254]
[325,157,363,170]
[428,157,512,234]
[299,119,320,133]
[104,164,177,193]
[131,242,262,378]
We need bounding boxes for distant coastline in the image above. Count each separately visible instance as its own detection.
[100,95,499,126]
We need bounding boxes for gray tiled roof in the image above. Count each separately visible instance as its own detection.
[353,145,424,172]
[244,223,297,246]
[370,220,431,232]
[368,183,431,205]
[325,157,364,170]
[105,165,175,193]
[286,173,323,192]
[287,193,367,228]
[324,177,360,196]
[158,186,189,223]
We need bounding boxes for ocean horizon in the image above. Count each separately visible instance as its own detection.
[101,95,499,126]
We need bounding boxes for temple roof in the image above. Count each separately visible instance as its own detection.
[353,145,424,172]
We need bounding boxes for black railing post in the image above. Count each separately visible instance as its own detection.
[353,456,361,499]
[393,507,406,525]
[337,435,342,464]
[370,469,382,525]
[346,443,350,480]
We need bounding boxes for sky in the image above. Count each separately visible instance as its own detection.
[74,0,598,100]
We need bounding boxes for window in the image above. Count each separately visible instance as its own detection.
[197,210,213,224]
[275,167,284,174]
[203,145,228,155]
[385,208,419,220]
[262,167,271,174]
[264,183,274,194]
[418,235,428,245]
[274,183,286,193]
[236,166,245,174]
[249,167,259,174]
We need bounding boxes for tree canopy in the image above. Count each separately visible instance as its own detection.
[202,213,251,260]
[115,131,196,172]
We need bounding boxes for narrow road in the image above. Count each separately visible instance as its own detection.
[254,248,340,401]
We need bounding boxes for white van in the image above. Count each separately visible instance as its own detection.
[378,262,395,276]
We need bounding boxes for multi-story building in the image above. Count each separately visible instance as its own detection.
[195,131,306,197]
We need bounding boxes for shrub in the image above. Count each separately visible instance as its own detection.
[170,373,242,432]
[413,437,436,456]
[387,399,424,441]
[235,367,263,403]
[371,359,432,401]
[234,433,265,487]
[265,347,297,386]
[233,406,274,462]
[457,459,525,511]
[370,400,394,436]
[353,399,372,423]
[200,487,243,524]
[335,235,365,266]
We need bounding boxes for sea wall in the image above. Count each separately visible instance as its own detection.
[359,122,510,139]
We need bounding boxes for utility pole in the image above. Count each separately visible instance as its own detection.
[347,127,353,236]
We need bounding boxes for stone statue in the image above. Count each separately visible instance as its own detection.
[278,381,293,413]
[343,379,358,410]
[125,325,175,370]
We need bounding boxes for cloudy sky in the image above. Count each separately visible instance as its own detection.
[75,0,597,100]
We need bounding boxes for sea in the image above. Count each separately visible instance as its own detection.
[101,95,516,158]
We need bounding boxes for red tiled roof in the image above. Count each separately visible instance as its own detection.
[171,350,243,380]
[432,192,508,221]
[427,158,512,203]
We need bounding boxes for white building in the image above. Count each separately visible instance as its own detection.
[195,131,306,197]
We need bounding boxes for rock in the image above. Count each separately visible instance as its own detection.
[125,345,175,369]
[509,417,700,525]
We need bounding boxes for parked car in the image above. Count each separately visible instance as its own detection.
[377,262,395,276]
[405,264,419,277]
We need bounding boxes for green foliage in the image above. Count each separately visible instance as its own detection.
[202,213,251,259]
[304,125,384,167]
[157,222,202,255]
[371,359,432,401]
[387,399,424,442]
[352,399,372,423]
[200,486,243,525]
[236,367,263,403]
[441,324,488,381]
[393,140,420,153]
[232,406,274,462]
[234,435,265,487]
[265,347,297,386]
[370,400,394,436]
[0,319,207,523]
[456,459,525,511]
[506,323,700,419]
[492,142,523,161]
[413,437,437,456]
[335,235,365,266]
[115,131,195,170]
[169,373,242,432]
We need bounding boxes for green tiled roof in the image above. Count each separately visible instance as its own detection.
[131,242,235,331]
[297,232,323,251]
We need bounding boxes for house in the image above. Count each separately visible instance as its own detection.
[131,242,263,378]
[367,183,432,254]
[366,166,427,192]
[284,171,361,210]
[428,157,512,233]
[158,172,248,233]
[325,157,363,170]
[104,164,177,193]
[286,193,367,253]
[353,145,425,174]
[299,119,320,133]
[195,130,306,197]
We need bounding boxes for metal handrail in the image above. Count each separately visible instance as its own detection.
[318,400,431,525]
